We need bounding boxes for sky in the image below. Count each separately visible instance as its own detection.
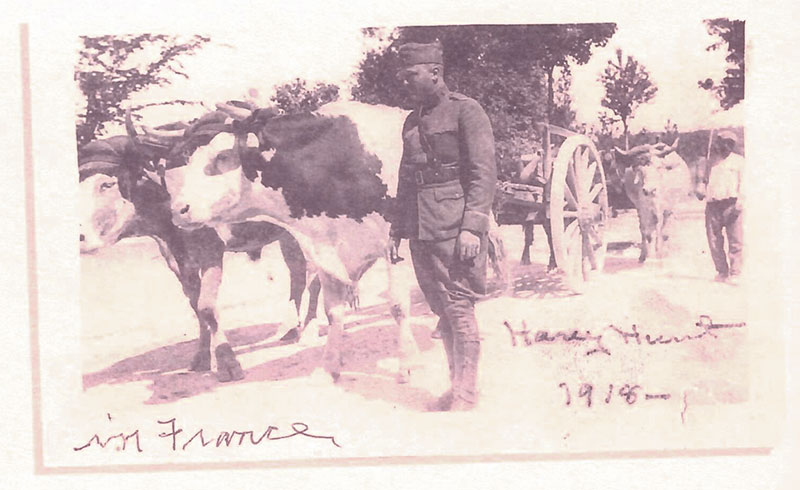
[105,17,742,135]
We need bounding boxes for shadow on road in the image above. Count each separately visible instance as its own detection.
[82,256,588,408]
[82,307,442,409]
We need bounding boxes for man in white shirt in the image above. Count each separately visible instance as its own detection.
[695,130,744,284]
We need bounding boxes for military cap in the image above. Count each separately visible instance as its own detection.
[716,130,738,144]
[397,41,444,68]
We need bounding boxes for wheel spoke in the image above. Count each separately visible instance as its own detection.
[564,183,579,210]
[565,219,580,241]
[587,182,603,203]
[586,160,598,184]
[567,162,579,201]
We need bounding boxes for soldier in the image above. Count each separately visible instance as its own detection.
[389,41,497,411]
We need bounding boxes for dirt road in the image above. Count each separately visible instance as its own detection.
[73,199,754,461]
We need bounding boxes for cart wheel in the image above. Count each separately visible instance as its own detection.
[548,135,609,292]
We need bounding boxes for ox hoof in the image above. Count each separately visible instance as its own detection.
[279,327,301,344]
[214,344,245,383]
[190,350,211,372]
[425,390,454,411]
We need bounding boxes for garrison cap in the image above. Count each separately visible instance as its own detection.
[397,41,444,68]
[716,130,738,144]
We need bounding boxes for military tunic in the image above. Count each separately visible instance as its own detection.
[390,87,496,346]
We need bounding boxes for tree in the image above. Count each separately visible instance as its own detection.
[352,24,616,179]
[75,34,211,147]
[599,49,658,149]
[698,18,745,110]
[270,78,340,114]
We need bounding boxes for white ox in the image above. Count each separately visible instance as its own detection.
[613,139,692,262]
[78,135,318,383]
[157,101,422,382]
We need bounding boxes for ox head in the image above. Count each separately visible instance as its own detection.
[125,102,278,229]
[134,101,392,230]
[78,136,145,253]
[613,138,682,198]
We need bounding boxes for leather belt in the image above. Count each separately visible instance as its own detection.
[414,165,459,186]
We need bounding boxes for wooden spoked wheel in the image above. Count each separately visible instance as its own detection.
[548,135,609,292]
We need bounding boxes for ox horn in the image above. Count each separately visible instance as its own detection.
[125,108,185,148]
[655,137,681,158]
[215,101,253,121]
[614,145,648,157]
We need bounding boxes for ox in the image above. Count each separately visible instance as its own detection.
[79,135,320,382]
[613,139,692,262]
[135,101,439,382]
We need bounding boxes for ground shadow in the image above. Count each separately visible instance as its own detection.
[82,322,283,392]
[506,263,577,299]
[84,305,441,409]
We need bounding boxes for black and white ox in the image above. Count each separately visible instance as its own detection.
[612,139,691,262]
[141,100,500,383]
[79,134,319,382]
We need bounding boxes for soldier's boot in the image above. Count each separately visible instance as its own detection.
[450,340,480,411]
[426,319,456,411]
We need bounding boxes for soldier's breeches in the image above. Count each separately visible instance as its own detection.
[409,236,488,343]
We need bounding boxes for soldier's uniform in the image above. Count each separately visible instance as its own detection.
[390,42,497,409]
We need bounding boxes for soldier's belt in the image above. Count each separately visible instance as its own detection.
[414,165,459,186]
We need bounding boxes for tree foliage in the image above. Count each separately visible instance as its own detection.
[270,78,340,114]
[698,18,745,110]
[352,24,616,179]
[75,34,211,147]
[599,49,658,149]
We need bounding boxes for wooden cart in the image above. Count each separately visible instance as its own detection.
[494,123,610,292]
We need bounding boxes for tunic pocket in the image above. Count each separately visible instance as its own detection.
[417,181,465,239]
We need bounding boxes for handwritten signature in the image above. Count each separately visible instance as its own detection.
[503,315,746,355]
[74,415,340,453]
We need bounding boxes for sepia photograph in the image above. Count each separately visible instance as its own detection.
[8,2,794,483]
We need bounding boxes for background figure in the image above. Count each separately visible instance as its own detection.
[390,42,497,411]
[695,130,744,284]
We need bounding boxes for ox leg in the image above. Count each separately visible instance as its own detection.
[386,254,422,384]
[544,220,557,271]
[520,222,533,265]
[638,216,653,263]
[277,234,312,343]
[198,265,244,382]
[304,275,322,330]
[655,210,672,259]
[150,234,213,373]
[319,274,348,382]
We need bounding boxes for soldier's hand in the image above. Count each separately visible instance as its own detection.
[389,236,404,264]
[457,230,481,261]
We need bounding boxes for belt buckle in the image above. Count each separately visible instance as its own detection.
[415,170,424,185]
